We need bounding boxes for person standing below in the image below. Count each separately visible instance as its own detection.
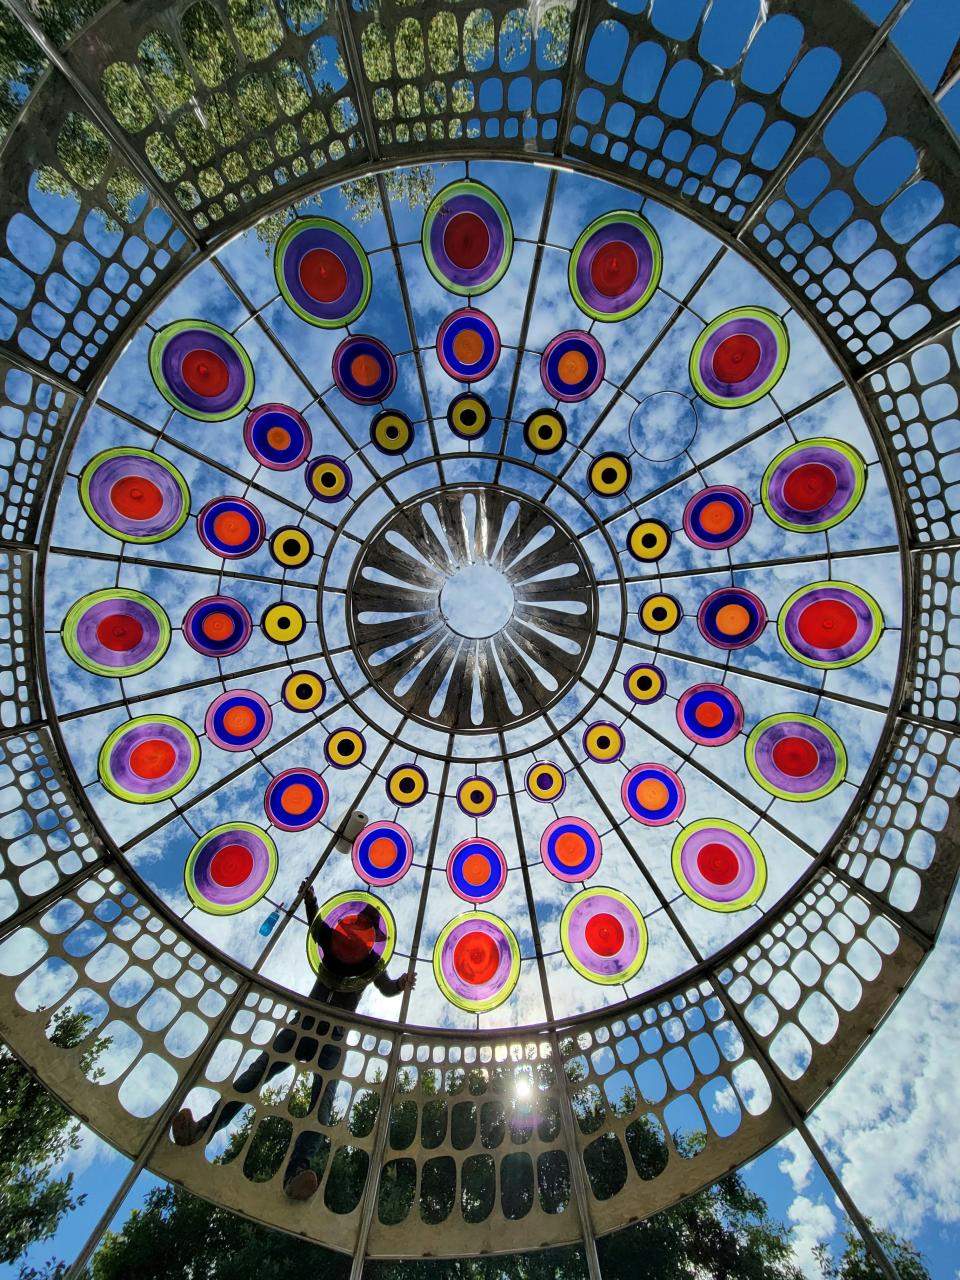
[172,880,415,1200]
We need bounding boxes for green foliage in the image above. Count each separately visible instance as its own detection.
[814,1227,931,1280]
[0,1009,107,1268]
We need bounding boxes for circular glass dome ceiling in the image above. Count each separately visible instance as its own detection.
[42,159,903,1031]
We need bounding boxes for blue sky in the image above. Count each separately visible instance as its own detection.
[4,0,960,1274]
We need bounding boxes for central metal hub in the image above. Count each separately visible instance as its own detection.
[347,484,597,732]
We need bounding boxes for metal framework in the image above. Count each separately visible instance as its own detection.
[0,1,956,1277]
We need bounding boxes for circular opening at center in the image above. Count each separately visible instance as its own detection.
[440,563,515,639]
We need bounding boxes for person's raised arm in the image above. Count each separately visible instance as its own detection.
[374,969,417,999]
[299,879,319,927]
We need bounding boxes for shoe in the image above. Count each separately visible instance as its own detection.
[171,1108,202,1146]
[284,1169,319,1201]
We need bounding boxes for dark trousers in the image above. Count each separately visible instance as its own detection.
[201,1019,344,1181]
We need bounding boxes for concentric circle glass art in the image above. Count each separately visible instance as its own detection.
[204,690,272,751]
[777,581,883,668]
[434,912,520,1012]
[184,823,278,915]
[306,892,395,989]
[264,768,328,830]
[197,497,265,559]
[183,596,252,657]
[541,331,605,401]
[569,210,662,322]
[762,439,867,532]
[98,714,200,803]
[621,764,685,825]
[446,838,508,903]
[352,821,414,887]
[333,335,396,403]
[683,486,752,549]
[540,817,603,883]
[561,888,648,985]
[677,683,744,746]
[62,589,170,678]
[437,309,501,382]
[672,819,766,912]
[698,587,766,649]
[746,713,846,801]
[274,217,371,327]
[79,449,189,543]
[422,180,513,295]
[689,307,788,408]
[149,320,254,421]
[244,404,312,470]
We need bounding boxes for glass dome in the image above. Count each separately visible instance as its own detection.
[43,160,904,1035]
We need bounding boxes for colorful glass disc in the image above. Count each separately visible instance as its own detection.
[672,819,766,912]
[689,307,789,408]
[457,776,497,817]
[197,497,266,559]
[561,887,648,985]
[270,526,313,568]
[149,320,254,421]
[762,438,867,533]
[204,689,272,751]
[540,816,603,883]
[261,602,306,644]
[447,393,491,439]
[79,448,189,544]
[352,820,414,887]
[386,764,428,807]
[62,588,170,678]
[264,768,328,830]
[282,670,325,713]
[540,331,605,402]
[583,721,624,763]
[621,764,685,825]
[676,683,744,746]
[639,593,682,634]
[307,891,395,990]
[422,180,513,295]
[698,587,766,650]
[745,713,847,802]
[434,911,520,1012]
[244,403,312,470]
[524,409,567,454]
[525,762,566,803]
[185,822,278,916]
[183,595,252,657]
[274,217,371,327]
[624,663,667,704]
[371,410,414,455]
[588,453,631,497]
[683,486,752,550]
[777,581,883,669]
[306,455,352,503]
[325,728,366,768]
[332,335,397,404]
[446,838,508,903]
[99,714,200,804]
[569,211,662,322]
[437,309,501,382]
[628,520,671,562]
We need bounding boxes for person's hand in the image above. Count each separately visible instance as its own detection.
[299,879,317,906]
[400,971,418,990]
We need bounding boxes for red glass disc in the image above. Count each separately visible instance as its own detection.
[110,475,163,520]
[590,240,638,298]
[222,705,256,736]
[555,832,586,867]
[697,842,739,886]
[299,247,347,302]
[584,912,625,956]
[201,612,232,640]
[331,913,375,965]
[782,462,838,512]
[96,613,144,652]
[368,837,397,870]
[699,499,734,534]
[280,783,312,815]
[444,212,490,270]
[712,334,761,384]
[209,844,254,887]
[212,511,252,546]
[350,354,380,388]
[453,930,499,985]
[772,736,819,778]
[181,348,229,398]
[797,599,858,649]
[128,738,175,779]
[462,854,489,886]
[695,700,723,728]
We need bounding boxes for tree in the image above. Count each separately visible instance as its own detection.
[0,1008,108,1270]
[814,1228,932,1280]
